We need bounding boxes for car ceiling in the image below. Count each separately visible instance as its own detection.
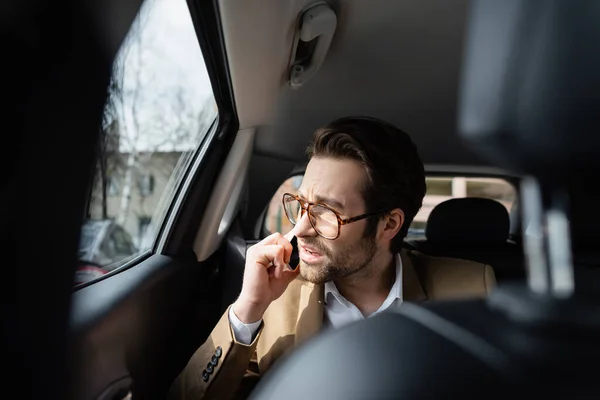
[218,0,494,168]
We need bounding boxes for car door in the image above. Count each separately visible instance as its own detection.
[62,0,244,399]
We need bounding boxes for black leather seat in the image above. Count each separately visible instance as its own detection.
[408,197,525,283]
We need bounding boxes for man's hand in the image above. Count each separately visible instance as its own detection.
[232,230,300,324]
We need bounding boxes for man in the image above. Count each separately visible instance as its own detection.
[169,116,496,400]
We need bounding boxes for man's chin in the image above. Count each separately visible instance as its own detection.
[298,261,330,284]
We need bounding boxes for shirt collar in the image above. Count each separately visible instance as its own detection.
[324,253,403,305]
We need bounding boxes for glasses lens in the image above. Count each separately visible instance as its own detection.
[283,195,302,225]
[310,205,339,239]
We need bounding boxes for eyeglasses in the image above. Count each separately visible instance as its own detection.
[282,193,389,240]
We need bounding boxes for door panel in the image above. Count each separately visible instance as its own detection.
[70,252,222,399]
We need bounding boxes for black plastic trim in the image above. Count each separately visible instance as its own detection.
[159,0,240,254]
[72,250,153,291]
[187,0,238,123]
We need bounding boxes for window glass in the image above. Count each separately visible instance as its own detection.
[76,0,217,286]
[263,175,516,239]
[407,176,516,239]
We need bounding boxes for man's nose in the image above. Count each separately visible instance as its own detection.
[294,211,318,237]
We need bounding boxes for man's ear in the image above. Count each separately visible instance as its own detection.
[379,208,404,241]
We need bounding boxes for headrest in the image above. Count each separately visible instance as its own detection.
[457,0,600,183]
[425,197,509,246]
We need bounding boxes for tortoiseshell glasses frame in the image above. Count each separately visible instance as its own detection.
[282,192,389,240]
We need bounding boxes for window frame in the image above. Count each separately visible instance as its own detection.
[157,0,241,256]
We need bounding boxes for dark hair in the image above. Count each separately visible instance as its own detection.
[306,116,426,252]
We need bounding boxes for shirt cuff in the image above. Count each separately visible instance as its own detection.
[228,306,262,345]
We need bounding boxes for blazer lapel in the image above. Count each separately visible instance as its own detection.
[401,249,428,302]
[256,279,324,372]
[294,281,324,345]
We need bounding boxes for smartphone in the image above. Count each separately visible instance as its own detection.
[289,236,300,270]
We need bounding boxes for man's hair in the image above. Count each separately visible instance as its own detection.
[306,116,426,252]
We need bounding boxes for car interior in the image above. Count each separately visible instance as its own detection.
[3,0,599,399]
[405,196,526,283]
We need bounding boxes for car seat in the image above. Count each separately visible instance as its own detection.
[408,197,525,283]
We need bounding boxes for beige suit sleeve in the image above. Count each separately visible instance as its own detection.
[168,305,263,400]
[484,264,497,293]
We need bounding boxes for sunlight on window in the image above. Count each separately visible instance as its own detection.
[76,0,217,286]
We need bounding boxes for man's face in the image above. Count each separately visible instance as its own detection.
[294,156,378,284]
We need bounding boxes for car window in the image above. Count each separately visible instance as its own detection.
[263,175,516,239]
[111,227,137,256]
[76,0,217,286]
[407,176,516,239]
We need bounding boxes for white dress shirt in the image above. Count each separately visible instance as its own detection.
[229,253,404,345]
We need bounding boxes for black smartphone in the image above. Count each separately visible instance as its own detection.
[289,236,300,270]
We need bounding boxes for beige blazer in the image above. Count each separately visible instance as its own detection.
[168,249,496,400]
